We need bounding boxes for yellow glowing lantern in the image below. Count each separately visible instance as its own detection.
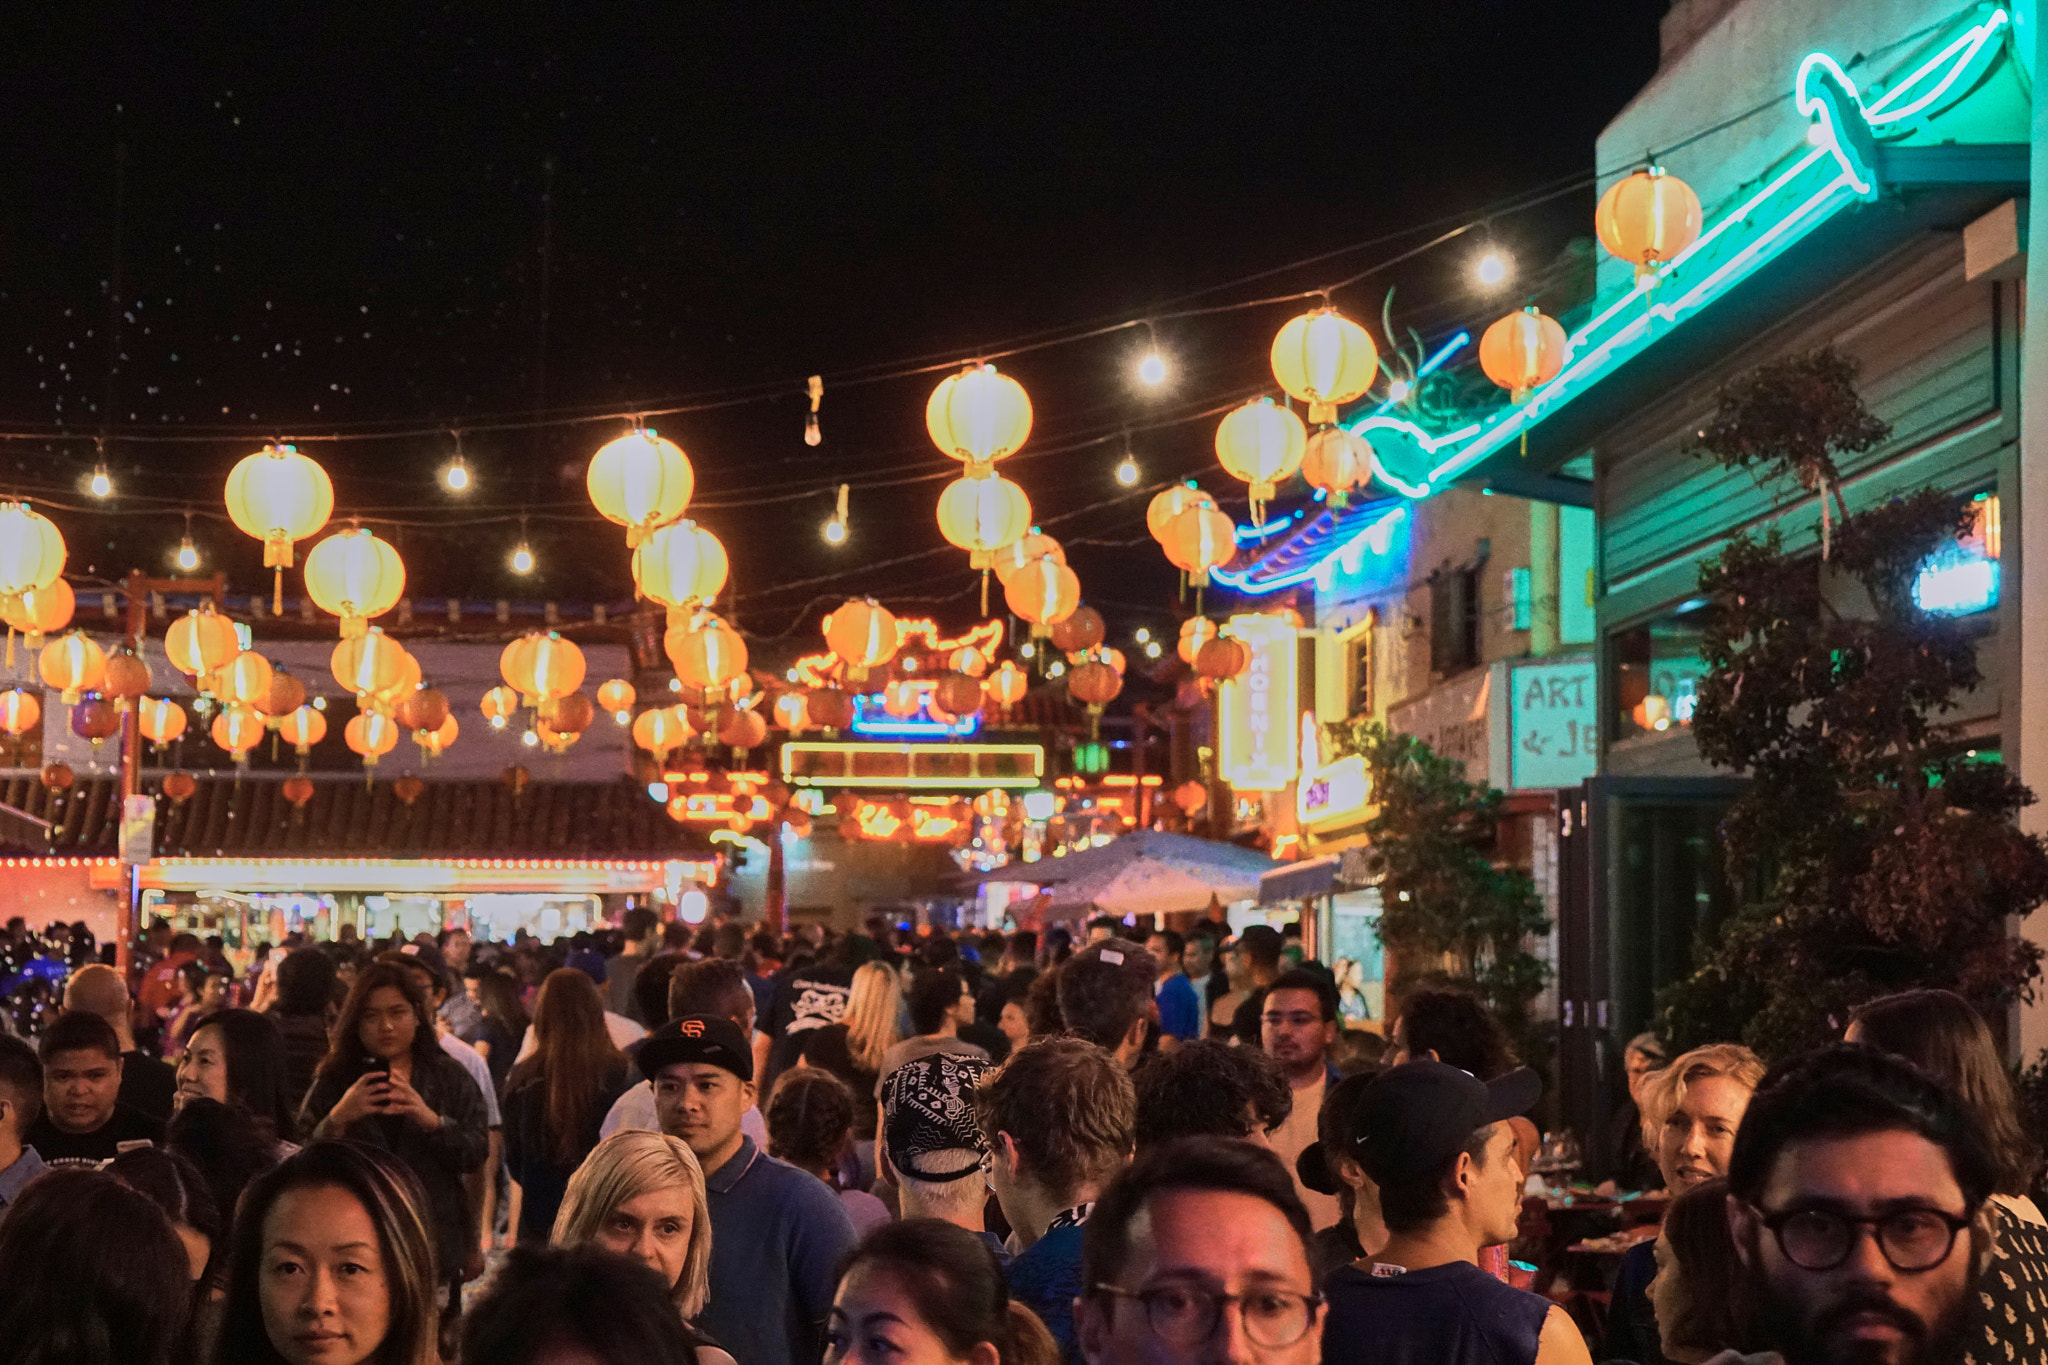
[666,614,748,689]
[480,685,520,729]
[166,606,240,679]
[926,364,1032,472]
[950,646,989,678]
[1146,485,1218,545]
[1161,505,1237,587]
[277,704,327,754]
[1004,558,1080,631]
[0,502,66,618]
[218,651,276,708]
[344,711,400,766]
[1215,398,1307,523]
[1097,647,1127,675]
[38,631,106,704]
[304,526,406,638]
[1596,166,1702,279]
[991,531,1064,587]
[224,444,333,610]
[1301,428,1374,507]
[633,520,728,618]
[210,703,266,755]
[1479,307,1569,403]
[632,705,691,761]
[368,647,423,713]
[0,689,40,736]
[135,697,186,747]
[588,429,694,546]
[1178,616,1220,664]
[331,628,407,698]
[936,472,1032,568]
[883,679,923,718]
[4,576,74,646]
[985,661,1028,707]
[597,679,636,717]
[1270,307,1379,423]
[823,599,899,678]
[417,713,459,756]
[773,690,810,732]
[501,632,586,704]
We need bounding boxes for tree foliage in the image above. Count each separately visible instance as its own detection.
[1658,347,2048,1057]
[1327,719,1551,1060]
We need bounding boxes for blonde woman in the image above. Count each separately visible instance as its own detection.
[554,1130,736,1365]
[798,961,904,1143]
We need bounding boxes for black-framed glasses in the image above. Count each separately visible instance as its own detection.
[1759,1205,1972,1272]
[1092,1283,1322,1348]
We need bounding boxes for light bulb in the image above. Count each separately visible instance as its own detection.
[1137,352,1168,387]
[1114,454,1139,487]
[1144,641,1163,659]
[443,457,471,492]
[89,465,112,498]
[520,729,539,747]
[1048,661,1066,677]
[1388,379,1413,402]
[511,543,535,574]
[822,517,847,545]
[175,537,199,571]
[1473,249,1512,289]
[614,709,631,725]
[1133,627,1151,644]
[804,413,822,447]
[489,714,507,731]
[1019,642,1036,660]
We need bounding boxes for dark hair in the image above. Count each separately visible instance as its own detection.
[216,1141,441,1365]
[1848,988,2040,1196]
[1086,916,1122,936]
[622,907,659,943]
[177,959,210,996]
[712,923,746,959]
[838,1219,1058,1365]
[634,951,686,1027]
[974,1037,1134,1200]
[43,1007,123,1062]
[1042,926,1073,966]
[0,1032,42,1131]
[766,1068,855,1174]
[0,1167,193,1365]
[668,956,755,1026]
[918,935,962,971]
[315,960,442,1083]
[1056,939,1156,1052]
[166,1097,283,1241]
[1376,1123,1497,1233]
[187,1007,297,1140]
[1236,925,1284,971]
[1084,1137,1313,1290]
[1146,928,1186,961]
[1263,968,1340,1024]
[476,967,531,1042]
[1396,987,1516,1079]
[170,932,200,954]
[461,1244,705,1365]
[508,969,627,1165]
[375,948,450,1005]
[274,947,338,1018]
[1133,1040,1292,1149]
[1008,930,1038,962]
[1024,966,1065,1038]
[1726,1044,1997,1213]
[1656,1177,1754,1359]
[107,1145,225,1286]
[907,967,968,1037]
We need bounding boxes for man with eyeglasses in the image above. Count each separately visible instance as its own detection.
[1257,968,1342,1230]
[1321,1060,1590,1365]
[1075,1136,1325,1365]
[1725,1045,1994,1365]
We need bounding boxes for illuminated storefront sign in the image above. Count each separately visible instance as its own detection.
[780,741,1045,789]
[1507,659,1598,791]
[839,795,973,843]
[1913,493,2000,616]
[130,857,705,896]
[850,684,982,739]
[1295,713,1371,831]
[1217,614,1298,791]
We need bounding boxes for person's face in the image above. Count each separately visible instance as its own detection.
[1089,924,1116,945]
[1462,1122,1527,1247]
[1182,941,1213,978]
[1260,989,1336,1074]
[1734,1131,1979,1365]
[465,976,483,1005]
[259,1183,393,1365]
[654,1063,753,1163]
[1147,938,1175,977]
[442,933,472,971]
[201,974,231,1008]
[999,1001,1030,1046]
[829,1261,998,1365]
[954,984,978,1028]
[355,986,418,1062]
[176,1023,232,1109]
[1625,1048,1662,1104]
[1075,1188,1323,1365]
[43,1046,121,1133]
[592,1186,696,1290]
[1658,1073,1751,1192]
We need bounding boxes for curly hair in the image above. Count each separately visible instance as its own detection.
[767,1069,856,1173]
[975,1036,1134,1199]
[1132,1040,1291,1149]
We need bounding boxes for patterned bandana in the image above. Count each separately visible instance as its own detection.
[881,1052,993,1182]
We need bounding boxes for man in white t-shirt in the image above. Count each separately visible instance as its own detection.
[1260,968,1342,1230]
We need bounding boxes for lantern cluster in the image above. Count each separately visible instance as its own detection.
[928,365,1042,611]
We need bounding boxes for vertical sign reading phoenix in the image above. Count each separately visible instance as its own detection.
[1217,614,1298,790]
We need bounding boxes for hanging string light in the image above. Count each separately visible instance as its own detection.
[510,515,535,575]
[822,483,849,546]
[1114,451,1140,487]
[89,443,113,498]
[174,512,200,572]
[442,431,472,493]
[805,375,824,447]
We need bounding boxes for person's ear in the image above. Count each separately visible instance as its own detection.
[996,1131,1024,1181]
[1332,1153,1372,1195]
[741,1080,758,1109]
[1121,1016,1148,1055]
[1074,1292,1110,1365]
[968,1341,1001,1365]
[1727,1198,1758,1268]
[1423,1049,1441,1063]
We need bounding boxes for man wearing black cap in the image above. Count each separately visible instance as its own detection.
[1322,1061,1592,1365]
[642,1013,857,1365]
[879,1051,999,1246]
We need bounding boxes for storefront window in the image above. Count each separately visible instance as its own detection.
[1613,603,1708,739]
[1913,492,1999,616]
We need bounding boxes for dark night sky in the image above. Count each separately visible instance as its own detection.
[0,3,1666,644]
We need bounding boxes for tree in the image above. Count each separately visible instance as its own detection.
[1325,719,1551,1061]
[1658,347,2048,1057]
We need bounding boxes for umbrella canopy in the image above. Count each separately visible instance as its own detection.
[971,830,1283,917]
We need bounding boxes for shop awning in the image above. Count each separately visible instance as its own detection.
[970,830,1283,915]
[1258,856,1341,906]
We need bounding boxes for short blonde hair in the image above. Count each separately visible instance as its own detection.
[552,1131,714,1318]
[1639,1043,1765,1146]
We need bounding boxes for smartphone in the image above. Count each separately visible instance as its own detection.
[362,1055,391,1078]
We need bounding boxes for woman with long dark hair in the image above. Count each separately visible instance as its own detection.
[0,1166,194,1365]
[297,960,488,1303]
[211,1141,441,1365]
[472,967,529,1094]
[503,967,633,1242]
[827,1219,1058,1365]
[176,1007,297,1141]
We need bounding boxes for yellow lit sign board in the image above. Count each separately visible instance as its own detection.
[1217,614,1298,791]
[779,741,1045,789]
[1295,712,1372,831]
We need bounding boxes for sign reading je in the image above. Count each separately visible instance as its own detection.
[1507,659,1598,791]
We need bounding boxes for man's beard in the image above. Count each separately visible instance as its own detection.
[1752,1274,1973,1365]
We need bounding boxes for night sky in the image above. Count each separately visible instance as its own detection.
[0,3,1665,647]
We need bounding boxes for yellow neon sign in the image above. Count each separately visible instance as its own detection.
[780,740,1045,788]
[1217,614,1298,791]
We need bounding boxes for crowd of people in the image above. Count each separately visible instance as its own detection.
[0,907,2038,1365]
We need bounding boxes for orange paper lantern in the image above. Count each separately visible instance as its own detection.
[345,711,400,765]
[1146,485,1217,544]
[210,703,266,755]
[165,607,240,679]
[331,629,407,699]
[417,713,459,756]
[823,599,899,673]
[4,576,74,644]
[38,631,106,704]
[1161,505,1237,588]
[1004,559,1079,630]
[277,705,328,755]
[0,689,40,736]
[805,687,854,731]
[985,661,1029,707]
[1301,428,1374,507]
[597,679,637,716]
[990,532,1064,586]
[103,651,151,701]
[666,615,749,689]
[1049,606,1104,655]
[1479,307,1569,403]
[1595,166,1702,278]
[135,697,187,746]
[1067,660,1122,708]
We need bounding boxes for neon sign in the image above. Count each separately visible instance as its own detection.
[840,795,972,843]
[1211,504,1407,597]
[1217,614,1298,791]
[850,684,982,739]
[780,740,1046,789]
[791,617,1006,689]
[1295,713,1371,831]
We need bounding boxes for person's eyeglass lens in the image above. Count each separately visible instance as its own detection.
[1096,1285,1319,1347]
[1763,1207,1968,1272]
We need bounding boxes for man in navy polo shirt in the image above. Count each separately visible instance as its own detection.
[646,1013,856,1365]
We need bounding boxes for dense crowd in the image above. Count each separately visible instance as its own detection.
[0,907,2035,1365]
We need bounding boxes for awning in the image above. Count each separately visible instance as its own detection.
[1258,855,1341,905]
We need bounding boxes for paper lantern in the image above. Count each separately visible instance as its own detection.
[1595,166,1702,278]
[345,712,400,765]
[985,661,1028,707]
[210,703,265,755]
[990,532,1064,586]
[1195,637,1250,680]
[363,650,421,718]
[772,690,810,733]
[277,705,327,755]
[665,615,748,689]
[417,714,458,756]
[936,472,1032,569]
[135,697,186,747]
[882,679,923,718]
[501,632,587,702]
[1161,505,1237,588]
[392,775,426,805]
[4,576,74,646]
[166,607,240,679]
[823,599,899,674]
[1215,398,1307,522]
[1067,661,1123,708]
[1271,307,1379,423]
[0,504,65,621]
[331,629,406,698]
[161,771,197,803]
[1178,616,1219,664]
[480,686,520,727]
[934,672,984,718]
[282,775,316,808]
[716,706,768,751]
[38,632,106,704]
[1146,485,1217,544]
[1050,606,1104,655]
[224,444,333,568]
[304,527,406,638]
[631,706,691,760]
[805,687,854,731]
[1172,780,1208,815]
[256,670,306,720]
[547,692,595,735]
[1004,558,1079,630]
[100,652,150,704]
[0,690,40,736]
[218,651,276,708]
[395,687,451,735]
[1480,307,1569,403]
[926,364,1032,471]
[588,429,694,546]
[1098,647,1127,675]
[1301,428,1374,507]
[597,679,636,717]
[633,520,729,615]
[949,647,989,678]
[40,762,74,791]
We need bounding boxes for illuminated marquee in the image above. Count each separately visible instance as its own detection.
[839,795,974,843]
[1217,614,1298,791]
[780,740,1045,789]
[791,617,1007,689]
[1295,713,1372,831]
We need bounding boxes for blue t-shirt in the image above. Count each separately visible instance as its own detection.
[1155,973,1202,1041]
[699,1137,860,1365]
[1322,1259,1549,1365]
[1006,1223,1088,1365]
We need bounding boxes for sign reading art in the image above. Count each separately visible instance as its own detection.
[1508,658,1598,791]
[1295,713,1371,831]
[1217,614,1298,791]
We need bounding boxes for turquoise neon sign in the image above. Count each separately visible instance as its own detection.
[1210,504,1407,596]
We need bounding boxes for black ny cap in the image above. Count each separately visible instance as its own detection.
[1353,1060,1541,1182]
[637,1014,754,1084]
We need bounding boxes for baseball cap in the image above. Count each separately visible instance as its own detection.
[881,1052,992,1182]
[636,1014,754,1084]
[1351,1060,1542,1183]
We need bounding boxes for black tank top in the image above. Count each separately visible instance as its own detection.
[1322,1260,1550,1365]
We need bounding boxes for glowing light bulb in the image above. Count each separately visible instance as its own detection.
[174,536,200,571]
[443,457,471,492]
[520,728,539,747]
[822,517,847,545]
[510,541,535,574]
[614,709,631,726]
[668,678,683,692]
[1019,642,1036,660]
[1137,352,1168,387]
[89,465,112,498]
[489,714,507,730]
[1047,660,1066,677]
[1474,249,1512,289]
[1133,627,1151,644]
[804,413,822,447]
[1387,379,1413,402]
[1144,641,1163,659]
[1114,454,1139,487]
